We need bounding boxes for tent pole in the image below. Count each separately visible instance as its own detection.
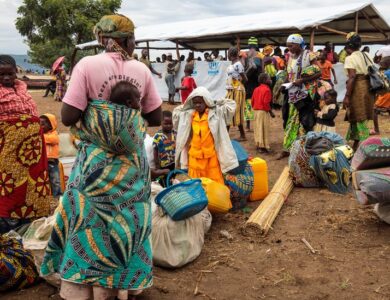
[236,35,240,51]
[318,25,376,39]
[225,49,228,59]
[354,12,359,33]
[361,10,388,38]
[146,41,150,59]
[175,41,180,60]
[310,28,315,51]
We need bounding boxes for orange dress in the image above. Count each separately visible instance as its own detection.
[188,110,224,184]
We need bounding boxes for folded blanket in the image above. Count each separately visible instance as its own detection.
[351,137,390,171]
[352,168,390,205]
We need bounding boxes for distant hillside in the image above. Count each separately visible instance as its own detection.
[9,55,48,73]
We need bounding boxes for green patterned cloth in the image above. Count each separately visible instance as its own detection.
[346,121,370,142]
[41,100,152,290]
[283,104,305,151]
[244,99,254,121]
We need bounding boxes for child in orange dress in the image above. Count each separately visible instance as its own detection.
[173,87,238,184]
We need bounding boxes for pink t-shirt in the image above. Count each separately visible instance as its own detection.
[63,52,162,114]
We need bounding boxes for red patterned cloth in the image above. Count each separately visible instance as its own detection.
[0,114,51,219]
[0,80,38,121]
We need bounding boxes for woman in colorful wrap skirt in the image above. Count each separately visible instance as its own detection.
[277,34,321,160]
[0,55,50,234]
[343,32,375,152]
[40,15,162,300]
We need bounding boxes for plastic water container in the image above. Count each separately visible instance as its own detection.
[248,157,269,201]
[200,177,232,213]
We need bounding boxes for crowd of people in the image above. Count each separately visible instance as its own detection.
[1,11,390,299]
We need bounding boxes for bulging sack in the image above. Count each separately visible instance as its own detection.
[152,209,212,268]
[374,203,390,225]
[0,235,40,292]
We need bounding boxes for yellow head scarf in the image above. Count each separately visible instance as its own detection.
[94,14,135,60]
[94,14,134,39]
[263,45,273,56]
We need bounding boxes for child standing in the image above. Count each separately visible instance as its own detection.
[153,111,176,185]
[317,52,338,86]
[174,87,238,184]
[314,89,339,133]
[176,64,197,103]
[252,73,273,153]
[40,114,61,196]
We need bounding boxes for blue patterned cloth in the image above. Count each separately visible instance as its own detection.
[310,145,353,194]
[41,100,152,290]
[224,163,254,209]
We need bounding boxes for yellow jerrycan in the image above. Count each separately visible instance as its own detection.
[248,157,269,201]
[200,177,232,213]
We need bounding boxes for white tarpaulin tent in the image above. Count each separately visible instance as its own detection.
[76,2,389,51]
[149,61,347,102]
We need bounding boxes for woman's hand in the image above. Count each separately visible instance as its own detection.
[343,96,350,108]
[334,79,338,85]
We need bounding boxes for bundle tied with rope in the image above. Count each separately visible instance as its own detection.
[244,166,293,236]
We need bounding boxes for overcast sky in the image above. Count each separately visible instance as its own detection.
[0,0,389,54]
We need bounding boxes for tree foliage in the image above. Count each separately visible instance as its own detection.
[16,0,121,68]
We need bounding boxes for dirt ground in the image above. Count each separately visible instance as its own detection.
[1,92,390,300]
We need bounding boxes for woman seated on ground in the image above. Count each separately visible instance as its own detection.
[0,55,50,234]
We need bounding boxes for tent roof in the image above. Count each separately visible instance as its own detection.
[76,2,390,51]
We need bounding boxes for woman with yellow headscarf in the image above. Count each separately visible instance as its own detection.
[41,14,162,299]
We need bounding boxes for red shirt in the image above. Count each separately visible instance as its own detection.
[251,84,272,111]
[180,76,197,103]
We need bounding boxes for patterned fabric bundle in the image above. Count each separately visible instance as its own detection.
[352,168,390,205]
[41,100,153,291]
[351,137,390,170]
[309,145,354,194]
[0,235,39,291]
[0,115,51,220]
[224,163,254,210]
[289,137,321,187]
[289,132,345,188]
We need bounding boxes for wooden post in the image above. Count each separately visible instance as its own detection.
[236,35,241,51]
[310,28,315,51]
[146,41,150,59]
[361,10,388,38]
[175,41,180,60]
[354,12,359,33]
[318,25,376,39]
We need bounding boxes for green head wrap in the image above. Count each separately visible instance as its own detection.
[94,14,135,39]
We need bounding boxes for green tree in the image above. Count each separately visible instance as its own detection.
[16,0,122,69]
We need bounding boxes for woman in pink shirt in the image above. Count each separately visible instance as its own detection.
[41,14,162,300]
